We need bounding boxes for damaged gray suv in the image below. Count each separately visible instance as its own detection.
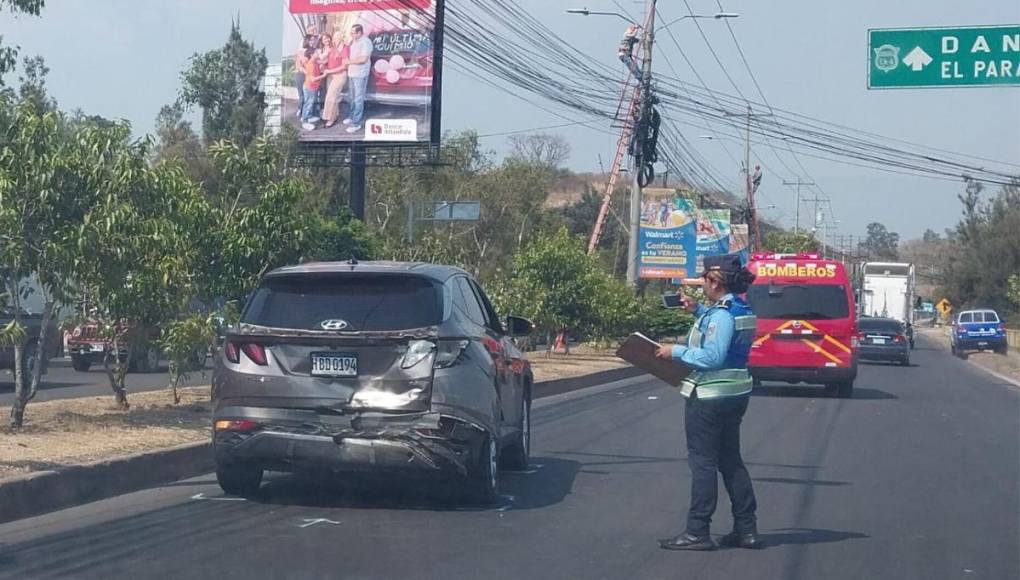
[212,261,534,504]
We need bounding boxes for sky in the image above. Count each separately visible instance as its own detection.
[1,0,1018,242]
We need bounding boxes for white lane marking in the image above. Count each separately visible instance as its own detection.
[299,518,341,528]
[505,463,544,475]
[647,396,659,400]
[191,493,246,502]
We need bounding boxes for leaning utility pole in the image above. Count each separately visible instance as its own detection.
[625,0,657,286]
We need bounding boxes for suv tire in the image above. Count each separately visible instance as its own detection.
[500,395,531,471]
[995,344,1009,356]
[216,463,263,497]
[132,347,159,373]
[463,434,499,506]
[70,354,92,372]
[186,348,208,372]
[900,354,910,367]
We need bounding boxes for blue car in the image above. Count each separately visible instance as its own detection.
[951,309,1008,357]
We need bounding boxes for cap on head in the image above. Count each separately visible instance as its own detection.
[700,253,743,277]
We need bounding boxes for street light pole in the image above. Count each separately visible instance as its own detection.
[568,7,737,285]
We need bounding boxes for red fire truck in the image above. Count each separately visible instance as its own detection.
[746,253,859,398]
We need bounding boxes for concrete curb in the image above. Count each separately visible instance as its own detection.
[0,364,640,524]
[0,441,212,524]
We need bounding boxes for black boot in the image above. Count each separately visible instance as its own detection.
[658,532,718,551]
[719,531,762,549]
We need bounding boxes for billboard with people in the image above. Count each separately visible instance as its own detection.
[283,0,442,144]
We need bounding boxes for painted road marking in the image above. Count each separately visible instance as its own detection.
[299,518,341,528]
[191,493,246,502]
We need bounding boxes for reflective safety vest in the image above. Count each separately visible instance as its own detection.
[678,299,757,400]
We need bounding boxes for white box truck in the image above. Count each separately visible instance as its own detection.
[860,261,916,325]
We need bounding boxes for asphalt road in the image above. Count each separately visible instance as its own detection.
[0,334,1017,580]
[0,358,212,405]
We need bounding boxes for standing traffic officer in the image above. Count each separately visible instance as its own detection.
[655,254,761,551]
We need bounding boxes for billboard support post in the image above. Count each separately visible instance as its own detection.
[430,0,446,145]
[350,143,367,220]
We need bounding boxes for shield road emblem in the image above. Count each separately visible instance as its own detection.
[873,44,900,73]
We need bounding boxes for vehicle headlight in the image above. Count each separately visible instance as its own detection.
[401,340,435,369]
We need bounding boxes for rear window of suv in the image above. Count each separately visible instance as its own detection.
[242,274,443,332]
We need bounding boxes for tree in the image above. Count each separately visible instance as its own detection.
[0,90,114,425]
[507,133,571,169]
[940,179,1020,314]
[303,209,380,263]
[180,22,268,146]
[153,102,214,187]
[366,131,561,280]
[14,55,54,112]
[0,0,44,85]
[72,142,203,409]
[561,183,630,277]
[860,222,900,261]
[488,228,640,352]
[161,314,215,405]
[1007,275,1020,315]
[763,231,821,254]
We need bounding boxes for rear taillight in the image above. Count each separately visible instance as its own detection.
[851,334,861,348]
[998,323,1006,333]
[214,419,257,432]
[894,334,906,344]
[241,343,268,366]
[225,341,240,363]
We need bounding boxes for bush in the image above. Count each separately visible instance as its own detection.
[639,294,696,341]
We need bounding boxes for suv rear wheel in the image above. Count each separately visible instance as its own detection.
[995,344,1009,356]
[463,435,499,506]
[216,462,263,497]
[500,394,531,471]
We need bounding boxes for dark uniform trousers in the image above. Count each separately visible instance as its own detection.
[684,392,757,537]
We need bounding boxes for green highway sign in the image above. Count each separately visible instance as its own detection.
[868,25,1020,89]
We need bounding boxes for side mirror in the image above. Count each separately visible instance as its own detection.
[505,315,535,338]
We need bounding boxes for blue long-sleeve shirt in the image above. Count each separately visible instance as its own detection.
[671,294,736,371]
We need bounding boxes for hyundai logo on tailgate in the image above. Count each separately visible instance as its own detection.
[320,319,350,331]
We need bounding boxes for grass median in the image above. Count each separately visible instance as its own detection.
[0,346,628,482]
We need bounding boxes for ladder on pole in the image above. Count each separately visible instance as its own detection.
[587,81,642,255]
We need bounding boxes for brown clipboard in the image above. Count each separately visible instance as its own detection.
[615,332,692,387]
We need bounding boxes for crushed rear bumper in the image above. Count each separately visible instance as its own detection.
[213,406,486,477]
